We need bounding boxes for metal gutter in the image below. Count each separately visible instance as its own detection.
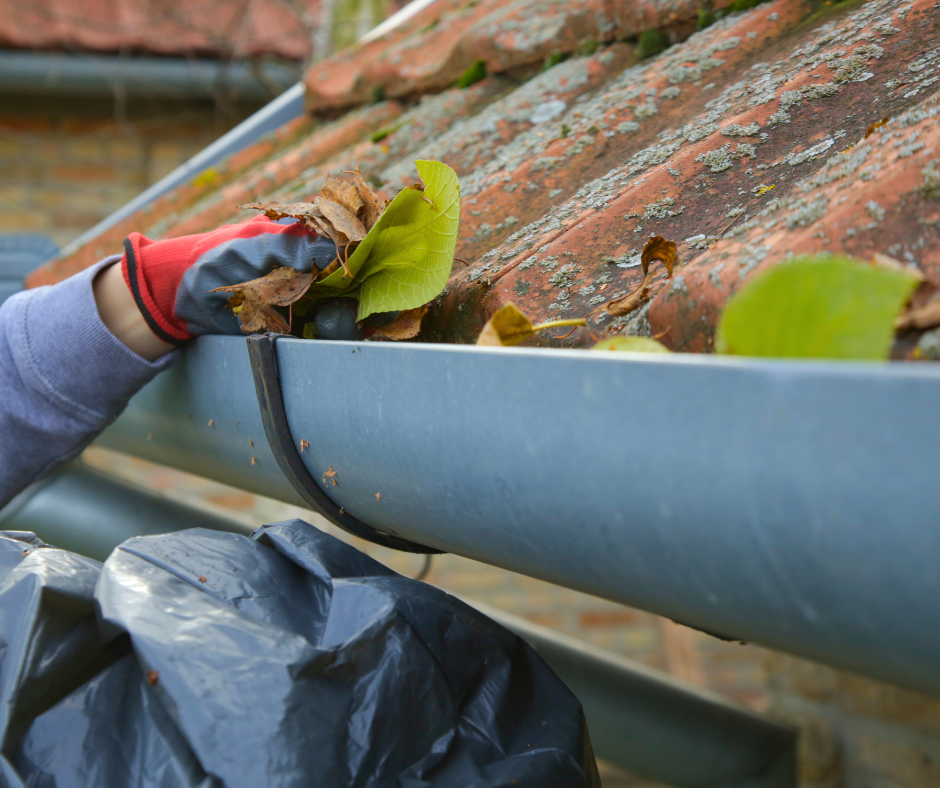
[0,463,253,561]
[465,597,796,788]
[0,50,299,100]
[0,233,59,305]
[0,458,796,786]
[99,335,940,696]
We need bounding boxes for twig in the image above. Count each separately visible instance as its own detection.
[554,325,580,340]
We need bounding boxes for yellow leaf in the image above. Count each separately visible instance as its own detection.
[477,304,535,346]
[591,336,671,353]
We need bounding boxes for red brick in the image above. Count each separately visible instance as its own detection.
[578,609,639,628]
[50,162,121,184]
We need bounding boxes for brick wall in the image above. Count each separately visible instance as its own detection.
[0,95,256,251]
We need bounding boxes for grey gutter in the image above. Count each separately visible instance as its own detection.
[0,50,299,100]
[465,597,796,788]
[99,335,940,697]
[0,459,797,786]
[0,463,253,560]
[0,233,59,306]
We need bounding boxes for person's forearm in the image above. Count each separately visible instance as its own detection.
[0,258,177,507]
[93,261,175,361]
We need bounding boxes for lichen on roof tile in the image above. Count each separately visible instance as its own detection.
[31,0,940,359]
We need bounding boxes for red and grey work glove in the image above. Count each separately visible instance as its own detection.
[121,216,337,344]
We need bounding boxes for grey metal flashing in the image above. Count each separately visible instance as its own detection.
[99,335,940,696]
[0,463,253,561]
[0,50,299,100]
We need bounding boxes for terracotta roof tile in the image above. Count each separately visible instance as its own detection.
[303,0,734,112]
[31,0,940,358]
[0,0,321,59]
[649,93,940,352]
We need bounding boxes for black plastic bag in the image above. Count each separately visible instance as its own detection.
[0,521,599,787]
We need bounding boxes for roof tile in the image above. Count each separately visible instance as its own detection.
[0,0,321,59]
[303,0,732,112]
[31,0,940,358]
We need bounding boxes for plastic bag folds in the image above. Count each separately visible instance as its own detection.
[0,521,599,787]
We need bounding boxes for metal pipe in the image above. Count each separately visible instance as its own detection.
[0,233,59,278]
[463,597,796,787]
[0,459,796,785]
[99,335,940,696]
[0,50,299,100]
[0,463,253,561]
[0,233,59,305]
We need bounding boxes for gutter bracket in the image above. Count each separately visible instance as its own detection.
[247,333,442,554]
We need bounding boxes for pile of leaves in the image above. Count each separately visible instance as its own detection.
[217,160,460,341]
[219,158,935,360]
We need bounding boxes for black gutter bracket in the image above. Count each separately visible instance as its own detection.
[247,333,442,554]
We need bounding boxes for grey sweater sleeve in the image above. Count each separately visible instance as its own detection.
[0,258,178,507]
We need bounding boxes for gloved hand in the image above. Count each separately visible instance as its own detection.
[121,216,337,345]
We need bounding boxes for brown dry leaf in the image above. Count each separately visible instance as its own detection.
[348,166,386,230]
[321,174,364,216]
[311,215,347,246]
[605,275,653,317]
[214,266,314,306]
[896,296,940,331]
[317,259,341,280]
[214,267,313,335]
[599,235,678,319]
[371,306,429,340]
[239,201,324,230]
[641,235,678,277]
[879,254,933,330]
[315,197,367,242]
[237,290,292,334]
[477,303,535,346]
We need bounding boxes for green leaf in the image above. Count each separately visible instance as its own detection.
[716,256,920,360]
[456,59,487,89]
[591,336,671,353]
[637,29,669,60]
[301,160,461,321]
